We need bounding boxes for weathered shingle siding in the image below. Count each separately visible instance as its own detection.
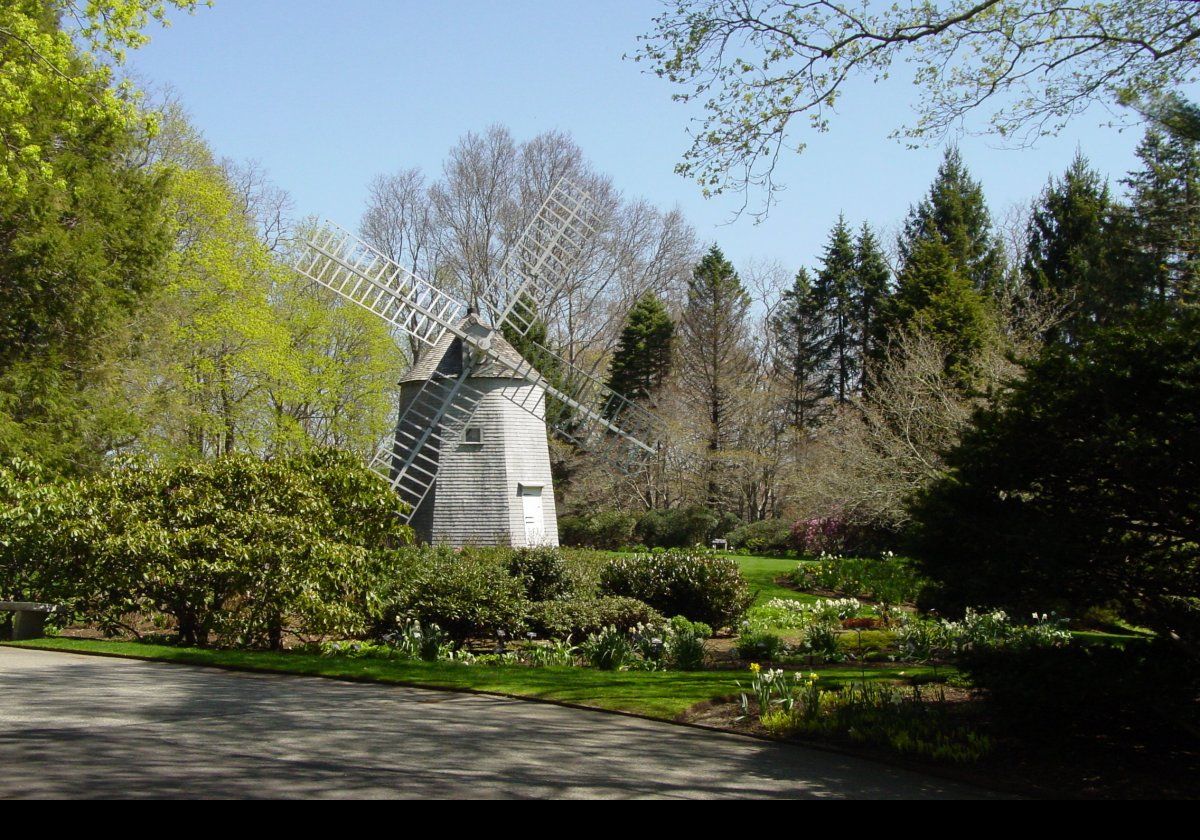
[500,383,559,547]
[404,377,558,547]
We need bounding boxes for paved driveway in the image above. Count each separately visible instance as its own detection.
[0,647,996,798]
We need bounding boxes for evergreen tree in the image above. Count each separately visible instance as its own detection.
[500,293,562,389]
[899,146,1005,295]
[678,245,753,507]
[854,222,892,386]
[910,306,1200,644]
[0,8,171,471]
[812,215,860,404]
[605,294,675,404]
[889,233,996,382]
[1024,152,1131,338]
[1123,127,1200,305]
[770,267,828,429]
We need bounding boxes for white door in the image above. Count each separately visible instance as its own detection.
[521,486,546,546]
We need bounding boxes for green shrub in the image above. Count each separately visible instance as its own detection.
[667,615,713,639]
[504,546,574,602]
[558,510,637,550]
[736,628,784,660]
[374,547,529,645]
[727,519,792,553]
[556,547,608,596]
[957,640,1199,739]
[557,516,588,546]
[528,596,663,640]
[599,550,752,628]
[634,506,728,548]
[0,459,95,623]
[0,450,413,648]
[663,615,711,670]
[579,625,637,670]
[591,510,637,548]
[792,553,927,604]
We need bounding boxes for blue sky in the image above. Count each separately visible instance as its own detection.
[128,0,1161,275]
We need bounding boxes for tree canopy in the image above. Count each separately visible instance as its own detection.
[0,0,200,198]
[910,307,1200,650]
[605,293,675,404]
[0,1,187,471]
[635,0,1200,212]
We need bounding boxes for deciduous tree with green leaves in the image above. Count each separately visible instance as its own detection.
[121,164,296,458]
[0,0,201,198]
[106,102,404,462]
[0,2,199,471]
[636,0,1200,212]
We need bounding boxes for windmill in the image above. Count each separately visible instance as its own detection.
[292,179,662,546]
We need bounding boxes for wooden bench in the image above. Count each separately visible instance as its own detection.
[0,601,60,641]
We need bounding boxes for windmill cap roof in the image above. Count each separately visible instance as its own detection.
[399,313,540,384]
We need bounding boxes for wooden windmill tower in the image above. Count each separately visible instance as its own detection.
[292,179,662,547]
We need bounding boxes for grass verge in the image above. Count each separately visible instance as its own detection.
[4,637,934,721]
[731,554,815,606]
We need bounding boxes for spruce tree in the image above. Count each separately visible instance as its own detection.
[812,215,860,404]
[1123,127,1200,305]
[678,245,753,508]
[909,306,1200,642]
[1024,152,1129,338]
[605,293,675,404]
[889,233,996,382]
[854,222,892,386]
[771,267,829,429]
[500,293,562,387]
[899,146,1005,295]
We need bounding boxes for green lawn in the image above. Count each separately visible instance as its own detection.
[4,637,936,721]
[729,553,816,606]
[1072,629,1153,645]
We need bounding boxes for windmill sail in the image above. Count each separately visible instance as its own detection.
[474,338,663,476]
[291,181,662,525]
[491,177,601,336]
[294,223,466,351]
[370,367,487,522]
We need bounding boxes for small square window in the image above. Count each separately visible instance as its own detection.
[463,426,483,445]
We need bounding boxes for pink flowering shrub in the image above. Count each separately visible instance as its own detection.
[790,514,848,555]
